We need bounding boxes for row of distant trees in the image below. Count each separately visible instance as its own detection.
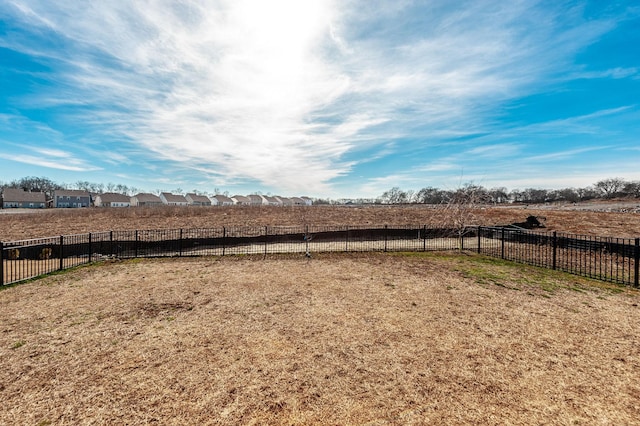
[377,178,640,205]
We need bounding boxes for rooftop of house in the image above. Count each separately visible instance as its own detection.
[161,192,188,203]
[54,189,91,197]
[133,193,162,203]
[212,195,233,203]
[231,195,251,202]
[97,193,131,203]
[2,188,47,203]
[186,193,211,203]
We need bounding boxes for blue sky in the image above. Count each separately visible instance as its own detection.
[0,1,639,198]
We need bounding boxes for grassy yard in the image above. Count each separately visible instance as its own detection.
[1,252,639,424]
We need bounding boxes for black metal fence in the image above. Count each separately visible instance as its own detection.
[1,225,638,288]
[476,227,639,287]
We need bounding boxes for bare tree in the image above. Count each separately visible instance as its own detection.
[488,187,509,204]
[623,181,640,198]
[439,183,484,250]
[114,184,130,195]
[594,178,626,199]
[551,188,580,203]
[521,188,549,204]
[9,176,62,200]
[405,189,415,203]
[380,187,408,204]
[509,189,523,203]
[576,186,598,201]
[415,186,448,204]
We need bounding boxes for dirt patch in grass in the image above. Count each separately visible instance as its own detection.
[1,253,638,424]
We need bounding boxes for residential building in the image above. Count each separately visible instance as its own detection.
[130,193,163,207]
[277,197,294,206]
[186,193,212,206]
[94,193,131,208]
[54,189,91,208]
[211,195,234,206]
[1,188,47,209]
[263,196,282,206]
[248,194,267,206]
[160,192,189,206]
[231,195,251,206]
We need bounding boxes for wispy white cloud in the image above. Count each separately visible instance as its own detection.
[1,0,631,195]
[527,146,611,162]
[464,143,523,158]
[0,152,102,172]
[571,67,639,80]
[500,106,635,138]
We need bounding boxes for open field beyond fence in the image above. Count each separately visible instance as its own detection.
[1,254,638,424]
[2,203,640,241]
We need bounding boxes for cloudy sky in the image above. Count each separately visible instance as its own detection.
[1,1,639,198]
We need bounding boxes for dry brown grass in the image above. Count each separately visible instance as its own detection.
[1,204,639,242]
[1,253,639,424]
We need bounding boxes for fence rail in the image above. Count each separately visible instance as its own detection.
[1,225,638,288]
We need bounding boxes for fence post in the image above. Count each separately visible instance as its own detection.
[305,225,309,255]
[477,226,481,254]
[222,227,226,256]
[179,229,183,257]
[345,226,349,252]
[552,231,557,271]
[384,225,388,252]
[264,226,268,257]
[135,230,139,258]
[59,235,64,271]
[110,231,114,257]
[423,225,426,252]
[88,233,92,263]
[634,238,639,288]
[500,228,505,259]
[0,241,4,286]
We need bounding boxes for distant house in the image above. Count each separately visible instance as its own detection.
[300,197,313,206]
[277,197,293,206]
[160,192,188,206]
[130,193,163,207]
[247,194,267,206]
[1,188,47,209]
[186,193,212,206]
[263,196,282,206]
[231,195,251,206]
[211,195,234,206]
[94,193,131,208]
[54,189,91,208]
[290,197,307,206]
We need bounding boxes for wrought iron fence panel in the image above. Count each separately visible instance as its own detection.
[2,225,638,287]
[477,227,638,287]
[1,237,61,284]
